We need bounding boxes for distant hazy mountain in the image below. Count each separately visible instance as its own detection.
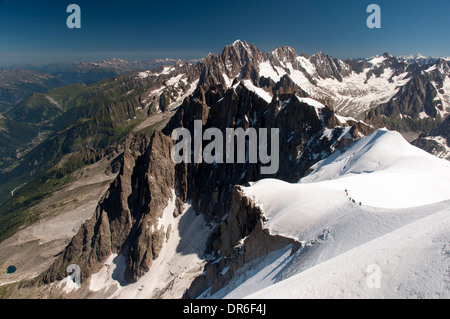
[397,54,450,66]
[8,58,192,86]
[0,68,65,113]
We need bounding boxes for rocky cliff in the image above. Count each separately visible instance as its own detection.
[41,131,175,284]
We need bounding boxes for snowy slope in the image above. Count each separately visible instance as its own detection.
[84,191,212,299]
[258,53,412,117]
[209,129,450,299]
[246,206,450,299]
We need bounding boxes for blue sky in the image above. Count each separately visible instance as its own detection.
[0,0,449,66]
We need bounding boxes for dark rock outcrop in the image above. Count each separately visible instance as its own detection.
[42,131,175,284]
[184,186,301,298]
[411,114,450,160]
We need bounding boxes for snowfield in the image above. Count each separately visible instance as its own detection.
[246,206,450,299]
[258,54,413,117]
[210,129,450,299]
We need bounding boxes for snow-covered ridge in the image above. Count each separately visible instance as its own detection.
[210,129,450,299]
[240,79,273,103]
[245,130,450,228]
[397,54,443,65]
[245,205,450,299]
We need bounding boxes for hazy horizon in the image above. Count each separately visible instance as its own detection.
[1,0,449,66]
[1,45,448,69]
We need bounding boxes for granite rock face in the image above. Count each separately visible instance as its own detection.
[411,114,450,160]
[183,186,301,298]
[42,132,175,284]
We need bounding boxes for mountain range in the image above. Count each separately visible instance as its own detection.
[0,41,448,299]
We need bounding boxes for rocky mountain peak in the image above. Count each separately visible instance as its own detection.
[310,51,350,81]
[222,40,262,67]
[272,46,298,63]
